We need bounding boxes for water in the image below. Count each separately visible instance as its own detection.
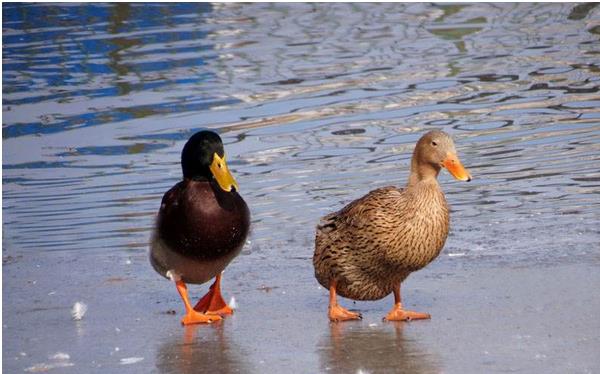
[3,3,600,373]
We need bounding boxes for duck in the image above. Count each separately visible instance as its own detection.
[313,130,471,322]
[150,130,250,325]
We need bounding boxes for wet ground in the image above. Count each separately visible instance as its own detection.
[3,3,600,373]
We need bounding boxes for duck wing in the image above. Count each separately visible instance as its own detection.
[316,186,404,247]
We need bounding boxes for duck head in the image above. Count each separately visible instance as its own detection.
[181,130,239,192]
[410,130,471,183]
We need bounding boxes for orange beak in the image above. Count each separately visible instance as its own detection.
[442,152,472,182]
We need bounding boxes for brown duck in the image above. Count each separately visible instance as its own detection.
[313,130,471,322]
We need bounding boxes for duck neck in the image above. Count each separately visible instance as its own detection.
[407,157,440,188]
[183,170,212,183]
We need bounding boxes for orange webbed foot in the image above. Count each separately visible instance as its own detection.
[384,304,430,322]
[181,310,222,325]
[175,279,224,326]
[193,273,233,316]
[205,304,234,316]
[193,291,213,312]
[329,304,362,322]
[193,293,233,315]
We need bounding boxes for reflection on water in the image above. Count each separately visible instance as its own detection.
[155,324,251,374]
[2,2,600,373]
[319,323,440,373]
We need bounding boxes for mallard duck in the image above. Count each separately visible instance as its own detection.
[313,130,471,322]
[150,130,250,325]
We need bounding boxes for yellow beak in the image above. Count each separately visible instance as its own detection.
[442,152,472,182]
[209,152,239,192]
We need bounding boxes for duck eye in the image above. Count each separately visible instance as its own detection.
[218,163,222,169]
[431,141,438,146]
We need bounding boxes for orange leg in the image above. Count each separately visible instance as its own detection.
[175,280,222,325]
[384,284,430,321]
[193,273,233,316]
[328,280,361,322]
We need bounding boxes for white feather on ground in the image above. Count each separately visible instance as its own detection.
[120,357,144,365]
[25,352,74,372]
[49,353,70,360]
[228,297,237,310]
[71,301,88,321]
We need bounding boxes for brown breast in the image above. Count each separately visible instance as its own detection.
[157,179,250,261]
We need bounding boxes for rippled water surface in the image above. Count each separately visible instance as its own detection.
[3,3,600,373]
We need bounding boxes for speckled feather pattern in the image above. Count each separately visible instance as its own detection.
[314,180,449,301]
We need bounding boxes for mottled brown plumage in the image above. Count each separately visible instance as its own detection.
[313,130,471,321]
